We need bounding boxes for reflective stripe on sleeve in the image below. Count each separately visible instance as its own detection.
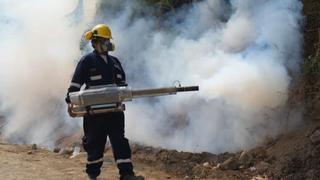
[116,159,131,164]
[70,82,81,88]
[90,75,102,81]
[87,157,104,165]
[116,74,122,79]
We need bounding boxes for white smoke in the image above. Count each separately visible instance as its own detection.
[0,0,98,146]
[96,0,303,153]
[0,0,303,153]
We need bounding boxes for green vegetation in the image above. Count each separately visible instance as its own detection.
[159,0,174,9]
[143,0,174,10]
[303,51,320,80]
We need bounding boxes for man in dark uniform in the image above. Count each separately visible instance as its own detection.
[65,24,144,180]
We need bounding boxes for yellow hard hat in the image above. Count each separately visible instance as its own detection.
[84,24,113,40]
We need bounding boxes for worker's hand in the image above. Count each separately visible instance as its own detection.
[67,104,77,118]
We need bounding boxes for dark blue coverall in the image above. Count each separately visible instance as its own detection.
[65,51,134,179]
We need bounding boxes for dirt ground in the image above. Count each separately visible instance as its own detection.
[0,143,176,180]
[131,120,320,180]
[1,119,319,180]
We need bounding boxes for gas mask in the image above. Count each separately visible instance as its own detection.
[93,37,115,53]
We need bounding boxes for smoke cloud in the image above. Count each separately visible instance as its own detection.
[0,0,98,146]
[98,0,303,153]
[0,0,303,153]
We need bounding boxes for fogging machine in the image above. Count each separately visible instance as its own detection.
[69,84,199,117]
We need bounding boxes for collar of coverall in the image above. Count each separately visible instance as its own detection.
[94,50,108,64]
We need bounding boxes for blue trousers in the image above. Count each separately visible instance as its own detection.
[82,112,134,178]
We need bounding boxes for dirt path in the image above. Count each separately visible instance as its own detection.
[0,143,176,180]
